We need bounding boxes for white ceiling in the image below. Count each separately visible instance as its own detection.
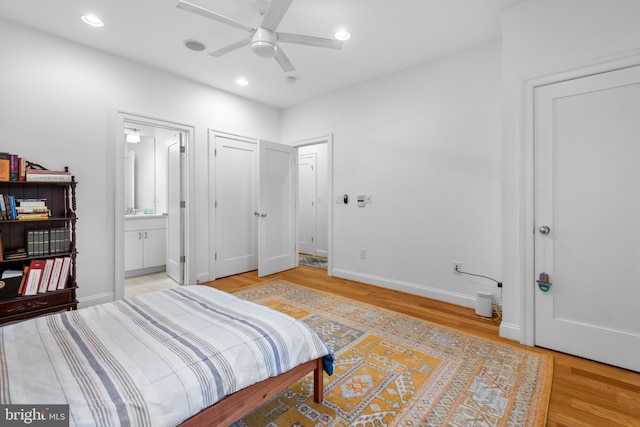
[0,0,505,109]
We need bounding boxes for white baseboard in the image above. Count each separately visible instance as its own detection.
[195,273,211,284]
[499,322,521,342]
[332,268,476,308]
[78,292,115,308]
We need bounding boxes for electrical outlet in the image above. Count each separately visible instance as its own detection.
[453,262,462,274]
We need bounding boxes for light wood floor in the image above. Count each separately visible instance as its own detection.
[203,266,640,427]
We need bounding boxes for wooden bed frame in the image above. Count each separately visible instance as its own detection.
[179,357,324,426]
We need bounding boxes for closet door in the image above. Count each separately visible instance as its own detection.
[534,65,640,371]
[258,140,297,277]
[212,134,258,279]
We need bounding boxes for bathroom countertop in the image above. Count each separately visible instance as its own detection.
[124,214,166,220]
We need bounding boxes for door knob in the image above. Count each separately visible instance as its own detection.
[254,211,260,217]
[260,212,267,218]
[538,225,551,235]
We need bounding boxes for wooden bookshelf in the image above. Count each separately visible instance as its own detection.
[0,173,78,325]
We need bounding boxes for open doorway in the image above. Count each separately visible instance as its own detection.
[294,135,332,274]
[114,112,192,300]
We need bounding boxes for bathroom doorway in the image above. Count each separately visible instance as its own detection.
[115,112,192,300]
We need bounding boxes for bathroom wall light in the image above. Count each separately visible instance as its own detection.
[81,14,104,28]
[125,129,141,143]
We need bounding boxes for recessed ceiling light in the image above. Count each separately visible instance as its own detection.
[334,29,351,41]
[81,14,104,28]
[184,39,206,52]
[236,77,249,86]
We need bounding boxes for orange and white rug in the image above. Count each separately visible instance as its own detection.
[232,280,552,427]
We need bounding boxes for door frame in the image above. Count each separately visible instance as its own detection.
[291,135,334,276]
[520,54,640,345]
[114,111,194,300]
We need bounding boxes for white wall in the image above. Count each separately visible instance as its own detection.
[282,42,502,308]
[0,18,280,304]
[501,0,640,341]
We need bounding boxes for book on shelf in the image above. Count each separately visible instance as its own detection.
[23,259,45,296]
[16,207,49,214]
[48,258,64,291]
[0,195,6,220]
[0,231,3,261]
[16,199,47,207]
[19,158,26,181]
[26,169,72,182]
[0,153,9,182]
[4,248,27,260]
[9,154,19,182]
[25,228,69,257]
[17,266,29,295]
[8,196,17,219]
[57,257,71,290]
[17,212,51,220]
[1,195,10,220]
[38,259,55,293]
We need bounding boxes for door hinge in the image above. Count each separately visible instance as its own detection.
[311,237,314,242]
[215,200,217,208]
[215,148,217,156]
[180,255,186,263]
[180,201,186,208]
[180,145,186,153]
[215,252,217,260]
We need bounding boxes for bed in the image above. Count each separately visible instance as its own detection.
[0,285,332,426]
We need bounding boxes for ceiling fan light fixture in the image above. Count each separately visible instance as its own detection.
[81,14,104,28]
[252,27,277,58]
[334,29,351,41]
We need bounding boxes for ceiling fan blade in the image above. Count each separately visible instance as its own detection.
[274,46,295,72]
[260,0,293,31]
[176,0,253,33]
[209,37,252,57]
[277,33,343,50]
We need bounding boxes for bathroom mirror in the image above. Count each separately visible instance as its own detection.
[124,123,171,215]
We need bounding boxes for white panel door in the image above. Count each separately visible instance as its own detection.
[534,65,640,371]
[298,153,317,255]
[213,135,258,278]
[166,138,184,284]
[258,140,297,277]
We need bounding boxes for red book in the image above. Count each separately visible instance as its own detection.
[23,260,46,296]
[9,154,18,181]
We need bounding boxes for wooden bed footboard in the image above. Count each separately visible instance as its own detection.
[179,357,324,426]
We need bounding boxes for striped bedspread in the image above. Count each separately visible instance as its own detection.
[0,286,330,426]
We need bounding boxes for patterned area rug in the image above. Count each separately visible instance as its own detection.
[230,280,552,427]
[299,254,328,270]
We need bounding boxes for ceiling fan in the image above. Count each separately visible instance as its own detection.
[176,0,343,72]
